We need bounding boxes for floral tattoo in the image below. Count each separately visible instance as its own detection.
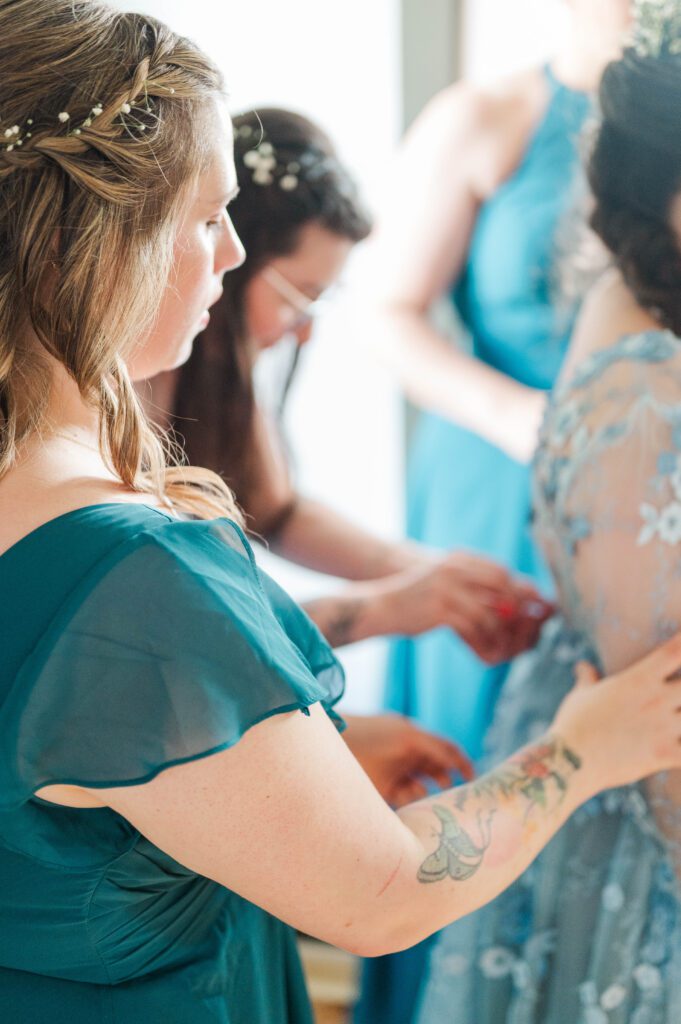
[417,737,582,884]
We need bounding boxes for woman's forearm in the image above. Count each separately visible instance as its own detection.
[366,732,592,953]
[302,584,396,648]
[370,305,546,464]
[270,496,423,580]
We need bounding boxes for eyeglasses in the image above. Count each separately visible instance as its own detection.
[261,265,331,327]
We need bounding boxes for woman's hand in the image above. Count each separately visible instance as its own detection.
[343,713,473,808]
[361,552,553,663]
[303,552,552,656]
[552,634,681,794]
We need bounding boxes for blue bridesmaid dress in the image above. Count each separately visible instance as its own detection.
[355,67,591,1024]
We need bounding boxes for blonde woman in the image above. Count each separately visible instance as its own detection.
[2,3,681,1023]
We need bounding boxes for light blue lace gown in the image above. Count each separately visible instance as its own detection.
[417,329,681,1024]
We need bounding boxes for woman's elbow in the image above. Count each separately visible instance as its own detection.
[326,908,434,959]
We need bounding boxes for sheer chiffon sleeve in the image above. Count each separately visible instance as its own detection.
[0,517,345,809]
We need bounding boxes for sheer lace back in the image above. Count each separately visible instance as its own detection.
[417,332,681,1024]
[535,329,681,870]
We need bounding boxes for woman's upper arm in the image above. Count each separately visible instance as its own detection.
[88,703,415,956]
[367,85,487,310]
[368,82,514,311]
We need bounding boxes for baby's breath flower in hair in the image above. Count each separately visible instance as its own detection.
[628,0,681,58]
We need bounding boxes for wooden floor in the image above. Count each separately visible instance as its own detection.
[298,937,358,1024]
[313,1008,350,1024]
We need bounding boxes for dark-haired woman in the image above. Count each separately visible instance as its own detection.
[417,17,681,1022]
[147,108,551,806]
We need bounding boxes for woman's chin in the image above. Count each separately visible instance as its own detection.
[127,327,203,381]
[165,334,200,372]
[171,346,194,370]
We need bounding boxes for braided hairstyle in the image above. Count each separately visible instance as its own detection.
[0,0,240,520]
[169,107,371,521]
[588,44,681,336]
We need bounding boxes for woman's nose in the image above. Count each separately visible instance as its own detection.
[217,213,246,275]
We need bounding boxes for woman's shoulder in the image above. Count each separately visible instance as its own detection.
[407,66,549,198]
[0,504,344,809]
[428,66,545,129]
[0,501,262,651]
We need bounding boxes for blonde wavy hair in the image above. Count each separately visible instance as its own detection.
[0,0,241,521]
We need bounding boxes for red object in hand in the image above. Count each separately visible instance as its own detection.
[493,600,518,620]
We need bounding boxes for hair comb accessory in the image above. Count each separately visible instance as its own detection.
[628,0,681,59]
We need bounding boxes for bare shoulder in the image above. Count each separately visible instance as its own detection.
[412,67,549,198]
[0,450,145,557]
[422,66,543,129]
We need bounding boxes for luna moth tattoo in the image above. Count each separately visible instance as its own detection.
[418,737,582,884]
[418,807,495,883]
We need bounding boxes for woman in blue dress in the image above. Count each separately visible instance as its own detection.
[2,3,681,1023]
[356,2,633,1021]
[419,14,681,1022]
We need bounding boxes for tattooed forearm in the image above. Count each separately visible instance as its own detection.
[417,737,582,884]
[417,807,496,882]
[303,597,365,648]
[453,738,582,815]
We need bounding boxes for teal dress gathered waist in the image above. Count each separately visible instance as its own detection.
[357,66,592,1024]
[0,504,345,1023]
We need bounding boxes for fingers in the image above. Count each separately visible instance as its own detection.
[441,552,512,591]
[390,778,429,808]
[445,597,511,661]
[437,741,474,782]
[408,727,475,783]
[574,660,600,688]
[458,600,505,639]
[633,631,681,682]
[380,721,475,807]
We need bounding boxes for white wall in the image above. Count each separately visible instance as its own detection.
[463,0,567,81]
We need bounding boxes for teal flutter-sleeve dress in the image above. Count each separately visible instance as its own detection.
[0,503,345,1023]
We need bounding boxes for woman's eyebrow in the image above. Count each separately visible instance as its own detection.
[206,186,240,207]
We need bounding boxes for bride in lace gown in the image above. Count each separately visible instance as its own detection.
[417,21,681,1024]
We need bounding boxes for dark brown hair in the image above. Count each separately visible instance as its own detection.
[168,107,371,522]
[588,48,681,335]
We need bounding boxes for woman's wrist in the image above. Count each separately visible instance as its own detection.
[303,588,377,648]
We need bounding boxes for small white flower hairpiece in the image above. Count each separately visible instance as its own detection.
[0,80,176,154]
[628,0,681,59]
[238,127,301,192]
